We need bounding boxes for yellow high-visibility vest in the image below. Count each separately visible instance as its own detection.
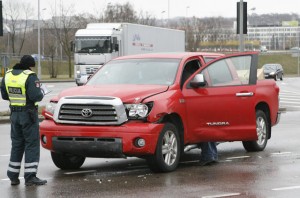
[5,69,35,106]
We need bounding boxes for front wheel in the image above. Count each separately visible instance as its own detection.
[242,110,269,152]
[51,152,85,170]
[146,123,181,172]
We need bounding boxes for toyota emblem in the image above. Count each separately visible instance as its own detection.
[81,108,93,118]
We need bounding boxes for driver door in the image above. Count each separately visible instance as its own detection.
[182,53,258,143]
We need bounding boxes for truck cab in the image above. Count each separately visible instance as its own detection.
[73,23,185,86]
[74,24,121,85]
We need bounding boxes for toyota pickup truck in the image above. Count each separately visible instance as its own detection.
[40,52,280,172]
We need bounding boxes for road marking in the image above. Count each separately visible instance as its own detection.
[270,152,292,156]
[0,154,10,157]
[202,193,241,198]
[64,170,96,175]
[272,186,300,191]
[226,156,250,160]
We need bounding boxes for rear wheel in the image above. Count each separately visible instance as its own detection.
[146,123,181,172]
[51,152,85,170]
[242,110,269,152]
[280,74,283,81]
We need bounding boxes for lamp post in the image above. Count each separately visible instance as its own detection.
[167,0,170,25]
[161,11,166,25]
[186,6,190,18]
[37,0,41,79]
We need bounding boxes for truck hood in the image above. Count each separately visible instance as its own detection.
[57,84,169,103]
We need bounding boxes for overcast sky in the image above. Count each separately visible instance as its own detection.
[14,0,300,19]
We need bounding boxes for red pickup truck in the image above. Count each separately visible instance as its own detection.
[40,52,280,172]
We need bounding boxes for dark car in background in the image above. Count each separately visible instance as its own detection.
[263,64,284,81]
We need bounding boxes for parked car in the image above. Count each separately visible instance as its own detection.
[40,52,280,172]
[260,46,268,52]
[263,63,284,81]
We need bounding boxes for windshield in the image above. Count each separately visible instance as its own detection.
[263,64,277,71]
[87,58,180,85]
[75,36,111,53]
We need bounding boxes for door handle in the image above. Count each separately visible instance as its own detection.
[236,92,254,97]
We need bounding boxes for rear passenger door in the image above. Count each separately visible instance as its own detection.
[183,53,258,142]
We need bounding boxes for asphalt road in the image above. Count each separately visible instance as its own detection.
[0,111,300,197]
[0,78,300,197]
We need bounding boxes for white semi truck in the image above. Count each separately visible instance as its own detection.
[74,23,185,85]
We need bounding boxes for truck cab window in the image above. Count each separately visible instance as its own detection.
[75,37,111,53]
[181,59,201,89]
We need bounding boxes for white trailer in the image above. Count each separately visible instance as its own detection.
[74,23,185,85]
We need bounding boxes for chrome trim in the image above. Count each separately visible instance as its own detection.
[53,96,128,125]
[236,92,254,97]
[184,144,198,152]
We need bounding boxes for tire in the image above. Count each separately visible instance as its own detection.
[242,110,269,152]
[280,74,283,81]
[146,123,181,172]
[274,75,277,81]
[51,152,85,170]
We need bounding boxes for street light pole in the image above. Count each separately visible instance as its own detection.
[167,0,170,25]
[186,6,190,18]
[37,0,41,79]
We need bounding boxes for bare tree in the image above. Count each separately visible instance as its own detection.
[4,0,34,56]
[104,3,138,23]
[47,4,79,78]
[137,11,157,26]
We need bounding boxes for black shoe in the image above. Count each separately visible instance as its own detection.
[25,176,47,186]
[198,159,218,166]
[11,178,20,186]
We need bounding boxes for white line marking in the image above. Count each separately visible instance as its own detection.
[202,193,241,198]
[226,156,250,160]
[272,186,300,191]
[271,152,292,155]
[64,170,96,175]
[0,154,10,157]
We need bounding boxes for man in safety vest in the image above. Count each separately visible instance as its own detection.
[0,55,47,186]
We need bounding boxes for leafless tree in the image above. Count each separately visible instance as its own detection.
[4,0,34,56]
[104,3,138,23]
[47,3,79,78]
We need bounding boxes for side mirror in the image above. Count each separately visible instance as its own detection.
[190,74,206,88]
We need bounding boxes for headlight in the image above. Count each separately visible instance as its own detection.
[45,102,57,115]
[269,72,275,75]
[125,103,153,119]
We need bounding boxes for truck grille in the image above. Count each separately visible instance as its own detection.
[53,96,128,125]
[85,67,98,74]
[58,104,117,122]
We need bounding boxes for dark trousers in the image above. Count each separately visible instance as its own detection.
[199,142,218,161]
[7,109,40,181]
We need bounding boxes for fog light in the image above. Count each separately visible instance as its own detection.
[135,138,145,147]
[41,135,47,144]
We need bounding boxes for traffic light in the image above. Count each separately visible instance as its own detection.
[0,1,3,36]
[237,2,247,34]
